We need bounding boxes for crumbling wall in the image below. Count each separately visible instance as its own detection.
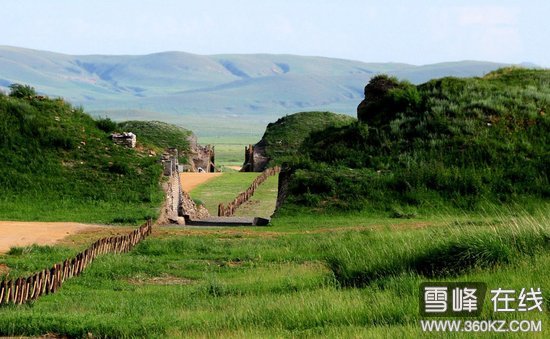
[191,144,216,173]
[275,166,291,212]
[180,191,210,219]
[159,148,210,225]
[111,132,136,148]
[241,143,269,172]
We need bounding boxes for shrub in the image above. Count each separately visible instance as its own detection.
[357,75,419,127]
[95,116,118,133]
[9,83,36,98]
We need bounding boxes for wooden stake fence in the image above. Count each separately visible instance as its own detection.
[0,219,153,305]
[218,166,280,217]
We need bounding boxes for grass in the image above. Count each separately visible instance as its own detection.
[0,93,165,224]
[0,195,160,224]
[278,68,550,213]
[117,120,193,158]
[1,73,548,337]
[189,173,277,217]
[259,111,356,163]
[0,211,548,337]
[199,135,257,168]
[234,174,279,218]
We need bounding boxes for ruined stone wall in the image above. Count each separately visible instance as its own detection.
[111,132,136,148]
[241,144,269,172]
[159,149,210,224]
[191,144,216,173]
[180,191,210,219]
[161,172,182,224]
[275,167,292,212]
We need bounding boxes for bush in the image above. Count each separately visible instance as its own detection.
[9,83,36,98]
[357,75,419,127]
[95,117,118,133]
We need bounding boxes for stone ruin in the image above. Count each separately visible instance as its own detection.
[190,144,216,173]
[159,148,210,225]
[241,143,269,172]
[111,132,136,148]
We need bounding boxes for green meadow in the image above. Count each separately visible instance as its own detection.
[0,209,548,337]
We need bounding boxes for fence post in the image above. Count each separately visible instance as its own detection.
[216,167,279,217]
[0,280,5,304]
[0,219,153,305]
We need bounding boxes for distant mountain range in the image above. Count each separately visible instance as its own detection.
[0,46,518,136]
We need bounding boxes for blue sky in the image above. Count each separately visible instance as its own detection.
[2,0,549,66]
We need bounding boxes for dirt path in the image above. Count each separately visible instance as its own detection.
[180,173,223,192]
[225,166,242,171]
[0,221,103,253]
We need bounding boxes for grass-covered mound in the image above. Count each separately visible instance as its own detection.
[0,88,169,223]
[279,68,550,213]
[257,111,355,165]
[117,120,192,155]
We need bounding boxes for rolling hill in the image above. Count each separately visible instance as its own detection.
[0,91,194,223]
[0,45,515,136]
[273,68,550,213]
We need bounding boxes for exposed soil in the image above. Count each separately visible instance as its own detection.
[0,221,105,253]
[180,172,223,192]
[127,274,194,286]
[56,226,136,248]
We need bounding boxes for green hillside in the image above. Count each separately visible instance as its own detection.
[118,120,192,154]
[256,111,356,165]
[275,68,550,214]
[0,87,190,223]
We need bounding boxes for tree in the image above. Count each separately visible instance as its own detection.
[9,83,36,98]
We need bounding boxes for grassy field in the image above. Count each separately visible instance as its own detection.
[234,174,278,218]
[199,136,258,168]
[0,210,548,337]
[189,173,279,218]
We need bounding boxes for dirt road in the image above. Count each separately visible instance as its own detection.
[180,173,223,192]
[0,221,103,253]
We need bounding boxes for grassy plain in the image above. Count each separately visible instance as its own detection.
[0,210,548,338]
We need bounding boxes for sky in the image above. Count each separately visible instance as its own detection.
[2,0,549,66]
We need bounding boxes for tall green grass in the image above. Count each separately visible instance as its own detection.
[0,212,547,337]
[0,93,164,224]
[324,211,549,287]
